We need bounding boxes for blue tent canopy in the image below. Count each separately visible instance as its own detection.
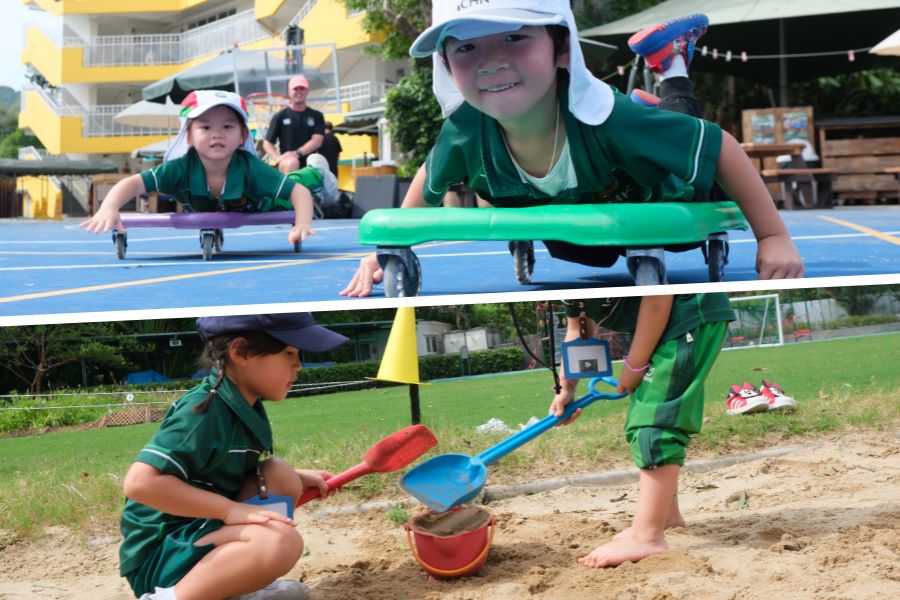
[124,370,171,385]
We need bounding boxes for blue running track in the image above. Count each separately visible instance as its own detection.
[1,207,899,320]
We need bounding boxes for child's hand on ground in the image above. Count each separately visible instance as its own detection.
[549,383,581,425]
[340,254,383,297]
[295,469,334,499]
[224,502,296,527]
[617,368,645,394]
[756,234,804,279]
[79,208,124,234]
[288,223,315,244]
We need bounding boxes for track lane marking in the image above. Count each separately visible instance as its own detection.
[818,216,900,246]
[0,241,468,304]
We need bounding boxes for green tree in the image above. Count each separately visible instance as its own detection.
[342,1,441,176]
[383,65,443,176]
[342,0,430,62]
[824,287,882,316]
[0,128,44,159]
[0,323,148,394]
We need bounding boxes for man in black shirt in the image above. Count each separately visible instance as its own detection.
[263,75,325,174]
[319,121,343,177]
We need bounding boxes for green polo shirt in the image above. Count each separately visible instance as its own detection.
[119,373,273,577]
[424,74,722,207]
[140,148,295,212]
[566,294,735,344]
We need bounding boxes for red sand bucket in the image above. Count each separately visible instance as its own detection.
[404,505,496,579]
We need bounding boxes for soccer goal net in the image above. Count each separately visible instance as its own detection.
[726,293,784,349]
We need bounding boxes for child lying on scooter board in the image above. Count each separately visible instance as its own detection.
[340,2,803,297]
[80,90,336,246]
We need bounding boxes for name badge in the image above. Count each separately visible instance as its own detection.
[283,118,291,125]
[561,338,613,379]
[245,494,294,519]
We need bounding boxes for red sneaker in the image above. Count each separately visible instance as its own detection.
[726,382,769,415]
[758,379,797,412]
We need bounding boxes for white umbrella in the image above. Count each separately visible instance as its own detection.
[870,28,900,56]
[131,136,178,158]
[114,97,181,129]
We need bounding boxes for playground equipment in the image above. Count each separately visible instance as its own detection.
[358,203,749,297]
[114,211,300,260]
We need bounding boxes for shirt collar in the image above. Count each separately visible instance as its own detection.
[187,149,250,201]
[206,371,274,452]
[479,78,606,200]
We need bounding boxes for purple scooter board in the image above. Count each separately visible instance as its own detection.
[114,211,298,260]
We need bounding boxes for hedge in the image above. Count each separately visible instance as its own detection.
[0,347,526,433]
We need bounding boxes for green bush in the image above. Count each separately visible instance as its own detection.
[821,314,899,330]
[0,347,526,433]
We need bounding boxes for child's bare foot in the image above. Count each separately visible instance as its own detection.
[666,513,686,529]
[579,527,667,568]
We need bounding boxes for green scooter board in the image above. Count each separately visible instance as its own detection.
[358,202,748,297]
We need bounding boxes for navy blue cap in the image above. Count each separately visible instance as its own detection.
[197,313,348,353]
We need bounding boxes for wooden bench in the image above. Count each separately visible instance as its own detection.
[760,167,837,209]
[817,116,900,205]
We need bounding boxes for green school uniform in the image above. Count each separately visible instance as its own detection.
[567,295,735,468]
[119,373,273,596]
[424,74,723,208]
[140,148,296,212]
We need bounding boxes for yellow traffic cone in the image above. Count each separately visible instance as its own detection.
[370,307,428,385]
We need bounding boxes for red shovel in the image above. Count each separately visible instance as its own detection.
[297,424,437,506]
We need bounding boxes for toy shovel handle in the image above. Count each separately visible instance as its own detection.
[476,376,625,466]
[296,462,371,506]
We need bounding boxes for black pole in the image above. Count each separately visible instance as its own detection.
[409,384,421,425]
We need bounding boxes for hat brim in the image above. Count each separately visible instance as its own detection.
[410,9,565,57]
[266,323,349,353]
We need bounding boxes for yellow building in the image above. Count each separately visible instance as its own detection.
[18,0,406,217]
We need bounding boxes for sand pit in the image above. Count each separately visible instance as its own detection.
[1,431,897,599]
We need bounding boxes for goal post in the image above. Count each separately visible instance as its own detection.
[726,293,784,349]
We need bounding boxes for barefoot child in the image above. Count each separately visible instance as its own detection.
[549,294,734,567]
[120,313,347,599]
[80,91,337,246]
[341,1,803,297]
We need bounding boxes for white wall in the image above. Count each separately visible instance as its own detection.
[416,321,451,356]
[443,328,500,354]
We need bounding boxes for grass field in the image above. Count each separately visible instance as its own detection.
[0,332,897,544]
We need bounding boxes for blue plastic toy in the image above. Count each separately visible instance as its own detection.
[400,376,626,513]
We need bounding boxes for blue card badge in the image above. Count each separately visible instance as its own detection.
[244,494,294,520]
[561,338,612,379]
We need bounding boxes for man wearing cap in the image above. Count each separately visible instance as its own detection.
[263,75,326,175]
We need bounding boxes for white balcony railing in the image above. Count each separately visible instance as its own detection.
[23,78,393,139]
[332,81,395,111]
[24,85,178,138]
[51,9,270,68]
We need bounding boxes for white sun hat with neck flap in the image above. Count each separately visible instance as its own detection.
[164,90,258,162]
[409,0,614,125]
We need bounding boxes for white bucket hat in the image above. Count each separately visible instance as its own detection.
[410,0,614,125]
[164,90,258,162]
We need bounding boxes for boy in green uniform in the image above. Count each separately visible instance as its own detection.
[549,294,735,568]
[341,0,804,297]
[120,313,347,600]
[81,91,336,245]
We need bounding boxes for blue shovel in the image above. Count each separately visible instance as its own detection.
[400,376,626,513]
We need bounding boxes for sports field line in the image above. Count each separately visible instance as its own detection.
[0,253,369,304]
[818,216,900,246]
[0,241,469,304]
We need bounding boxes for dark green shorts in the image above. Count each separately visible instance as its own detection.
[624,321,728,469]
[124,518,222,597]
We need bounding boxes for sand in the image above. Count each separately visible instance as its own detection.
[1,430,897,599]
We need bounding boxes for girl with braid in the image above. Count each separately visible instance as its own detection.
[119,313,347,600]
